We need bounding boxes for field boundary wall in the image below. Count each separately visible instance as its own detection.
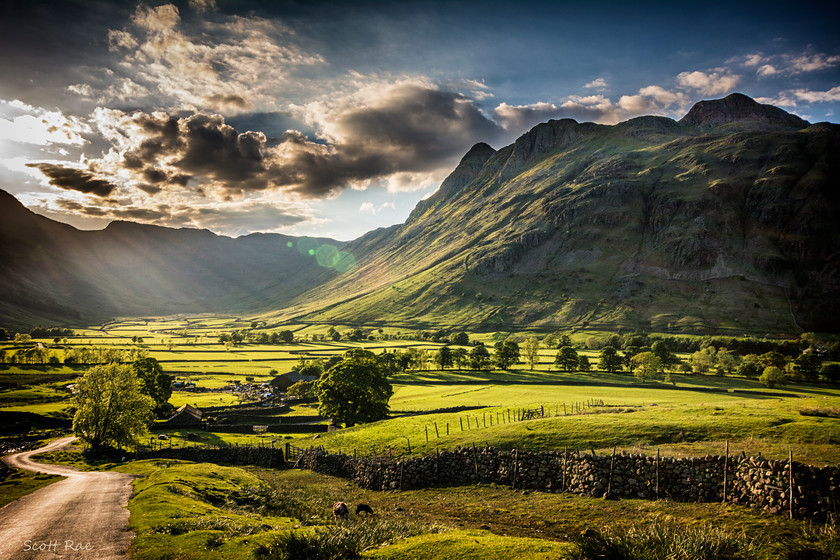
[296,446,839,522]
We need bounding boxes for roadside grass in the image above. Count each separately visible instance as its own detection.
[115,460,298,560]
[114,460,451,560]
[0,468,63,507]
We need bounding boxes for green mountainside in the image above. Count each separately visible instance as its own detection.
[1,94,838,334]
[277,94,840,334]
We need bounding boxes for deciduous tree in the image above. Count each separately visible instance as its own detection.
[469,344,491,370]
[599,346,623,373]
[131,357,173,418]
[555,346,579,372]
[434,346,453,369]
[493,340,520,369]
[523,337,540,370]
[631,352,662,382]
[760,366,786,388]
[73,363,154,451]
[314,349,393,427]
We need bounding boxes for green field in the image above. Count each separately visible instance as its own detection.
[2,316,839,559]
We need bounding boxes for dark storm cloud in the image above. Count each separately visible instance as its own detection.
[56,199,107,217]
[111,84,506,197]
[27,163,117,197]
[112,207,170,221]
[335,86,503,164]
[273,84,506,197]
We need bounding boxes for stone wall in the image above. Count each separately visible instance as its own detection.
[136,445,286,467]
[297,446,838,522]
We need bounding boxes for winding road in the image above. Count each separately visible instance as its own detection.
[0,437,137,559]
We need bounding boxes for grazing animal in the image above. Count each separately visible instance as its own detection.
[355,503,374,516]
[333,501,349,523]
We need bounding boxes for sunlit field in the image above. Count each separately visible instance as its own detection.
[2,315,839,468]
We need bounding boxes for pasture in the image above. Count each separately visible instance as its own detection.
[2,315,839,466]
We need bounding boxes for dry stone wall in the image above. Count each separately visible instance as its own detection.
[297,446,838,522]
[136,445,286,467]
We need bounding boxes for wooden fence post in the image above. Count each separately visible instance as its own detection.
[513,447,519,489]
[434,422,440,438]
[425,426,429,442]
[460,417,464,431]
[472,442,478,475]
[562,446,567,492]
[655,448,660,500]
[607,446,616,496]
[789,450,794,520]
[723,440,729,504]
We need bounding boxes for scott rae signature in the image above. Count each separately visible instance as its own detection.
[23,540,94,552]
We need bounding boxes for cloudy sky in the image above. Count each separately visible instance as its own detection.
[1,0,838,240]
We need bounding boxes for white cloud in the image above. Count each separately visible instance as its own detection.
[788,53,840,73]
[584,78,607,89]
[97,3,325,115]
[791,86,840,103]
[559,95,622,124]
[493,101,562,130]
[450,78,494,100]
[616,94,657,114]
[757,64,779,77]
[637,85,690,107]
[757,86,840,107]
[0,100,91,147]
[740,50,840,76]
[743,53,767,67]
[676,70,740,96]
[358,201,396,214]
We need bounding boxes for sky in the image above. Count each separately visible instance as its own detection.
[0,0,838,241]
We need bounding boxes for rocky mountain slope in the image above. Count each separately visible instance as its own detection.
[2,93,838,334]
[277,94,840,334]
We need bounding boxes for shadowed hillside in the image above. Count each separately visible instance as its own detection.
[0,191,342,330]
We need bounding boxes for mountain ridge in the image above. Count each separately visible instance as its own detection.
[2,93,838,334]
[273,94,838,333]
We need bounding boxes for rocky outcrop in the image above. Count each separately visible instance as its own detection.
[679,93,809,129]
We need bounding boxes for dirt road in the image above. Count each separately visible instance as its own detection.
[0,437,137,559]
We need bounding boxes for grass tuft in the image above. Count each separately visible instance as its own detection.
[253,518,442,560]
[568,519,767,560]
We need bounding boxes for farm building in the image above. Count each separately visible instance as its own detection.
[164,404,203,427]
[270,372,317,392]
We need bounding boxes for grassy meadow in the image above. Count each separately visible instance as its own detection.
[2,315,839,559]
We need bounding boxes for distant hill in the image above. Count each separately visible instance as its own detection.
[0,190,341,330]
[272,94,840,335]
[2,93,838,335]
